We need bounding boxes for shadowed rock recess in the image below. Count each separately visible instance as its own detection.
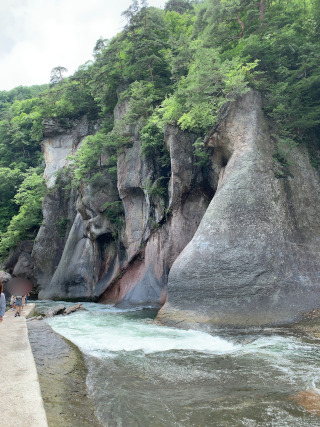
[12,90,320,326]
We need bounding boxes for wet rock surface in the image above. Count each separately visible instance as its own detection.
[28,321,100,427]
[45,303,84,317]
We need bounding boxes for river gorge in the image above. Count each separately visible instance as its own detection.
[1,2,320,426]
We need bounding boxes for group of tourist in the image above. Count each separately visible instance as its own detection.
[0,280,29,322]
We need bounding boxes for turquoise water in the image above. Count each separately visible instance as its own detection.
[38,301,320,426]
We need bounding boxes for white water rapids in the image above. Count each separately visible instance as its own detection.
[36,301,320,427]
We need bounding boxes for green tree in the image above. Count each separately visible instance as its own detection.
[0,169,45,260]
[165,0,193,14]
[50,66,68,85]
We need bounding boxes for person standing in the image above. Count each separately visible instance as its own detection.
[14,294,23,317]
[0,282,5,323]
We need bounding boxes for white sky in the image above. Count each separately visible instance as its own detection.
[0,0,167,91]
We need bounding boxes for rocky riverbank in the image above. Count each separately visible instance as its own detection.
[28,320,100,427]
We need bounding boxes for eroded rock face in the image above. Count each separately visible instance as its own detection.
[160,91,320,327]
[32,186,77,295]
[42,116,98,188]
[35,93,214,303]
[36,176,120,300]
[33,117,110,300]
[39,213,98,299]
[3,241,34,278]
[100,125,213,307]
[0,270,11,284]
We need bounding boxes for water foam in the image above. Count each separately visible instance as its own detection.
[46,309,238,357]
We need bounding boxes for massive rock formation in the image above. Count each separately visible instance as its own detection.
[33,96,214,303]
[32,116,107,299]
[159,91,320,327]
[99,123,213,307]
[9,89,320,326]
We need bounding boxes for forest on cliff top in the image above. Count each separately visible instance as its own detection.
[0,0,319,260]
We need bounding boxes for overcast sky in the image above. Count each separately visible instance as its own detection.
[0,0,167,91]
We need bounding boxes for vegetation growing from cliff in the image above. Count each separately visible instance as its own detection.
[0,169,46,259]
[0,0,319,259]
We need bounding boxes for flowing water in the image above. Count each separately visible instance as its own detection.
[37,301,320,427]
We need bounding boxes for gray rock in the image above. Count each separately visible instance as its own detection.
[161,91,320,327]
[42,116,94,188]
[12,251,34,278]
[46,304,66,317]
[0,271,11,283]
[100,125,213,307]
[39,213,97,300]
[64,304,84,315]
[32,186,78,295]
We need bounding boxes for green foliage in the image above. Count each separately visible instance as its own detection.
[165,0,193,14]
[193,138,209,167]
[0,168,22,232]
[142,178,168,197]
[0,169,45,260]
[161,45,258,134]
[102,201,124,228]
[50,66,68,85]
[141,119,170,168]
[56,217,70,238]
[124,81,158,125]
[71,121,129,187]
[72,132,106,182]
[0,85,48,120]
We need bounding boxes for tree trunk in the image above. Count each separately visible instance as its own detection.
[148,63,154,81]
[259,0,265,21]
[236,14,245,39]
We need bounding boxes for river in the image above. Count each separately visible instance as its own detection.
[36,301,320,426]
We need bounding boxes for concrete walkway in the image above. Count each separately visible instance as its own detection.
[0,304,48,427]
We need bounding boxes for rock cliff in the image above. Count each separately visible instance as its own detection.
[159,91,320,327]
[30,96,214,304]
[9,90,320,326]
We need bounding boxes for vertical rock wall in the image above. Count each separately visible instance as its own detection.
[99,122,214,307]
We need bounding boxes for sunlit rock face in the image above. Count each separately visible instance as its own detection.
[160,91,320,327]
[42,116,98,188]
